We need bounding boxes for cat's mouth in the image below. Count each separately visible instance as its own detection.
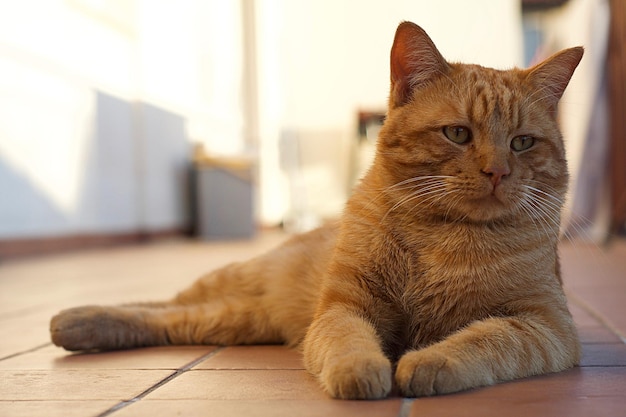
[466,180,510,203]
[460,187,516,222]
[470,194,508,208]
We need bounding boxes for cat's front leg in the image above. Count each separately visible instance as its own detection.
[303,305,392,400]
[395,314,580,397]
[395,344,473,396]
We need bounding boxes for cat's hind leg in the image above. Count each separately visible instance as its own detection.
[50,225,333,352]
[50,258,282,351]
[50,299,283,351]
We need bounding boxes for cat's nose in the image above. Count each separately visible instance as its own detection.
[482,165,510,188]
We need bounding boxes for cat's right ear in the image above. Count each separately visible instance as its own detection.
[525,46,584,112]
[389,22,450,109]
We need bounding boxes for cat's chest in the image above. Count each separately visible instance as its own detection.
[393,227,528,320]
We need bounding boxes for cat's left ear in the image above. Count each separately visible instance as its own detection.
[389,22,450,109]
[525,47,584,110]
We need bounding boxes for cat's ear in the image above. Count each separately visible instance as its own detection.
[525,47,584,110]
[389,22,450,108]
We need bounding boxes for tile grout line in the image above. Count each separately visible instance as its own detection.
[397,398,415,417]
[566,289,626,344]
[95,346,227,417]
[0,342,52,362]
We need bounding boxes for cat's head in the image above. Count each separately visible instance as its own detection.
[375,21,583,225]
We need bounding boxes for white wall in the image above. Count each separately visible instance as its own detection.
[255,0,524,224]
[0,0,243,239]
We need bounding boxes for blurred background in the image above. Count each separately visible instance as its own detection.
[0,0,621,258]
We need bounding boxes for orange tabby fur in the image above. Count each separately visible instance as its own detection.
[50,22,584,400]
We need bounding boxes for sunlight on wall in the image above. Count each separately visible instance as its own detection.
[0,1,136,97]
[0,0,133,236]
[0,56,94,218]
[0,0,244,238]
[184,1,245,156]
[255,0,289,226]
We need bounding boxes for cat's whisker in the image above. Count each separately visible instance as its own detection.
[564,215,594,241]
[382,175,459,223]
[521,184,564,216]
[526,195,561,228]
[523,195,562,242]
[524,185,564,210]
[385,175,454,191]
[384,177,451,205]
[383,183,451,222]
[385,180,449,195]
[416,187,458,212]
[389,182,449,206]
[524,195,561,241]
[526,180,606,245]
[531,196,562,227]
[518,199,542,237]
[442,191,465,223]
[519,196,553,241]
[559,212,612,266]
[522,200,562,234]
[399,188,461,224]
[518,185,564,239]
[526,179,563,196]
[357,177,452,220]
[561,213,604,248]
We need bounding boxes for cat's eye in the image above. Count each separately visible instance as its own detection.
[511,135,535,152]
[443,126,472,144]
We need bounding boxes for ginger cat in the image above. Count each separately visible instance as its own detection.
[51,22,584,400]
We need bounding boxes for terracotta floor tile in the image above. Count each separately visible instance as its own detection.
[114,399,403,417]
[0,369,172,400]
[580,343,626,367]
[567,300,602,327]
[564,261,626,291]
[409,395,626,417]
[577,325,623,344]
[560,241,626,289]
[409,367,626,417]
[466,367,624,398]
[562,241,626,342]
[196,345,304,370]
[0,316,52,359]
[0,400,116,417]
[146,370,327,400]
[574,288,626,339]
[0,345,218,370]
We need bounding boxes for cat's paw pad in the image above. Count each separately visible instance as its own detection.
[395,349,468,397]
[50,306,115,351]
[321,354,392,400]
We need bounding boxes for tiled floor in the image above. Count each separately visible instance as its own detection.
[0,232,625,417]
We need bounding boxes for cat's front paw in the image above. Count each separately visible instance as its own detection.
[320,353,392,400]
[395,349,476,397]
